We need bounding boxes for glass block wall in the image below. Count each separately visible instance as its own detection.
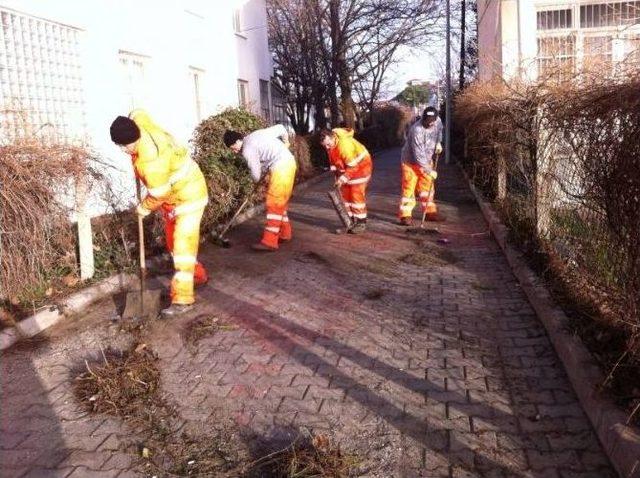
[0,8,86,143]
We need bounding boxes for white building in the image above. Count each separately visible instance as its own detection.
[477,0,640,82]
[0,0,275,204]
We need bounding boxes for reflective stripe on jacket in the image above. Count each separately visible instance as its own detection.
[327,128,373,180]
[129,109,208,213]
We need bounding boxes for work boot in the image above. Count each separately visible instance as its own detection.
[160,303,193,319]
[251,242,278,252]
[399,217,413,226]
[348,219,366,234]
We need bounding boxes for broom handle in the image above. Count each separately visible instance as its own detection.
[218,181,261,238]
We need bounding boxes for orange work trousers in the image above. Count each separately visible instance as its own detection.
[261,158,297,249]
[399,162,437,219]
[340,175,371,221]
[163,204,207,305]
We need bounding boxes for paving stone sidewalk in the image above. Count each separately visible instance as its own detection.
[1,148,615,477]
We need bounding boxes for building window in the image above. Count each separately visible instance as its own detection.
[583,35,613,71]
[233,8,242,33]
[0,8,85,143]
[537,35,576,80]
[237,79,249,109]
[259,79,270,121]
[624,34,640,64]
[537,9,573,30]
[189,67,204,122]
[580,2,640,28]
[119,51,148,111]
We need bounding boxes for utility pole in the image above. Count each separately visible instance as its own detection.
[445,0,451,164]
[459,0,466,90]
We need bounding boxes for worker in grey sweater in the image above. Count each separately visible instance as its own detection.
[399,107,444,225]
[223,125,297,251]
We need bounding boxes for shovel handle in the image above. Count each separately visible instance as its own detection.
[135,180,146,280]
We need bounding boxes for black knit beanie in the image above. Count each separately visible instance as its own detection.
[110,116,141,145]
[223,130,244,147]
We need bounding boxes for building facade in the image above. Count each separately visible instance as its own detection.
[477,0,640,82]
[0,0,275,210]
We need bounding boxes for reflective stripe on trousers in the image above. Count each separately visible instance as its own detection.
[262,158,296,248]
[163,204,206,305]
[340,176,370,221]
[399,162,437,218]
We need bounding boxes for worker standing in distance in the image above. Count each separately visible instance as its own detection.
[399,106,444,225]
[223,125,297,251]
[319,128,373,234]
[109,110,209,318]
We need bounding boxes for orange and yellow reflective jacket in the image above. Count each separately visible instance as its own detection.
[327,128,372,180]
[128,109,208,215]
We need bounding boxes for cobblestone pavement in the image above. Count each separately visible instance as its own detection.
[1,148,615,477]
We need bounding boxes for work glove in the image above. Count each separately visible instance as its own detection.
[136,204,151,218]
[429,170,438,180]
[435,142,443,155]
[335,174,349,187]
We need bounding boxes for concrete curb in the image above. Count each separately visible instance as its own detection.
[1,170,332,352]
[462,167,640,478]
[1,273,135,351]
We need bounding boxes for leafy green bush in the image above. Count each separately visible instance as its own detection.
[191,108,268,232]
[191,108,325,232]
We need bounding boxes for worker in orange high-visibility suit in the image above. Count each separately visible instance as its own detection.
[110,110,209,318]
[319,128,373,234]
[399,106,444,226]
[223,125,297,251]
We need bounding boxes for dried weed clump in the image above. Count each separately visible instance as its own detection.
[248,433,359,478]
[182,314,237,353]
[73,343,240,476]
[0,139,88,305]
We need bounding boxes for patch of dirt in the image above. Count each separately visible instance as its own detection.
[363,289,385,300]
[471,282,496,291]
[399,244,459,268]
[294,251,332,266]
[182,314,237,353]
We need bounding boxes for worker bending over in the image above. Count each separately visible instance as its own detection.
[399,107,444,225]
[110,110,209,318]
[319,128,373,234]
[223,125,297,251]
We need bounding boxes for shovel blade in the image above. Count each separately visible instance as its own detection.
[122,289,163,319]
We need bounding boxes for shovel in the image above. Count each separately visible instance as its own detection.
[122,180,163,319]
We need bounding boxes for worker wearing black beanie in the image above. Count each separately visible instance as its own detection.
[110,115,141,146]
[111,109,209,319]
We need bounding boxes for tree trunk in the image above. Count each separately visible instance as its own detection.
[459,0,467,90]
